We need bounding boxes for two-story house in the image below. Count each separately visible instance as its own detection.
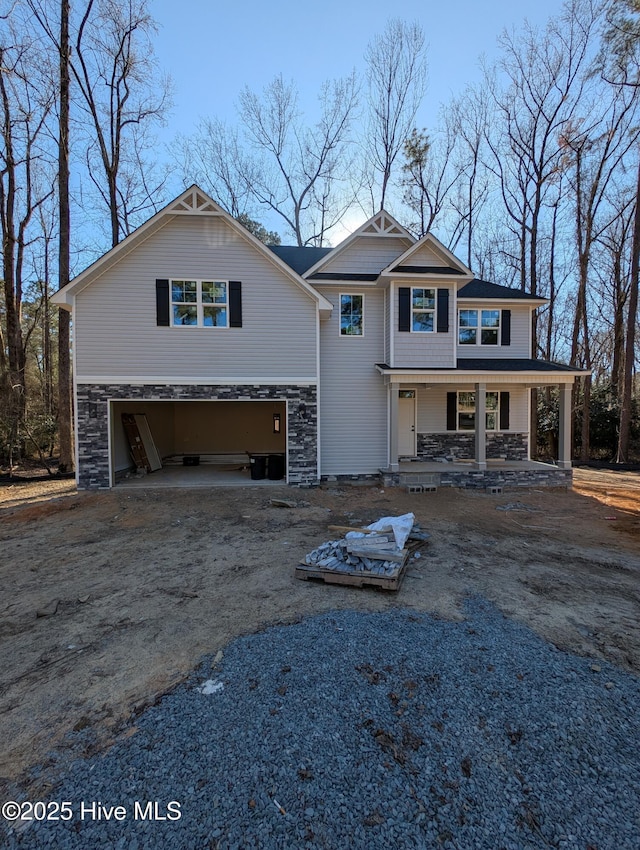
[52,186,584,490]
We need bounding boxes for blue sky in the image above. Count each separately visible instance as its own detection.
[149,0,567,241]
[153,0,566,132]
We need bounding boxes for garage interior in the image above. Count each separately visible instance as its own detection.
[110,399,287,487]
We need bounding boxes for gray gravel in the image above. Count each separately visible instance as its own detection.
[3,597,639,849]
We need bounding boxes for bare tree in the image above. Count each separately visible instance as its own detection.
[596,200,634,399]
[238,72,359,246]
[600,0,640,462]
[72,0,171,247]
[561,81,640,459]
[483,0,601,456]
[0,10,56,466]
[58,0,72,471]
[447,86,491,268]
[172,117,257,220]
[365,18,427,211]
[400,124,460,239]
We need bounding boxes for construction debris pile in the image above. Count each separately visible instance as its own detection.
[302,513,428,578]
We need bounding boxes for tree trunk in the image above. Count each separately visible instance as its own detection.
[617,156,640,463]
[58,0,74,473]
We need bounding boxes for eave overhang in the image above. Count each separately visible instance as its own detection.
[456,297,544,307]
[375,360,589,386]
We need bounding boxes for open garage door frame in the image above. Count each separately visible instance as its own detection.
[109,398,288,487]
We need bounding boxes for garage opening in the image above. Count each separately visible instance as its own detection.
[110,399,287,487]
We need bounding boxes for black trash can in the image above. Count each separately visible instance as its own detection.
[267,453,285,480]
[250,455,267,480]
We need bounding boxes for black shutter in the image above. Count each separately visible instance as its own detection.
[229,281,242,328]
[501,309,511,346]
[437,289,449,332]
[156,279,170,326]
[398,287,411,332]
[447,392,457,431]
[500,391,510,430]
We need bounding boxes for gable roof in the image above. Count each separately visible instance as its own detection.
[51,186,333,316]
[381,232,473,279]
[458,279,547,302]
[302,209,414,279]
[269,245,332,276]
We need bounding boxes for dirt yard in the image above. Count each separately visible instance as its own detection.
[1,468,639,800]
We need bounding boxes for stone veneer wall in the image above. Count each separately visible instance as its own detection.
[76,383,318,489]
[416,432,528,461]
[382,467,572,490]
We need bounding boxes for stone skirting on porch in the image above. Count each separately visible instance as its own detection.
[415,432,528,462]
[381,460,572,490]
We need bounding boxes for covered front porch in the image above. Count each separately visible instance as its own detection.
[376,360,583,488]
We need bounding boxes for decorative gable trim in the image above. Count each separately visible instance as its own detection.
[302,209,414,279]
[383,232,473,279]
[168,188,224,215]
[359,211,411,237]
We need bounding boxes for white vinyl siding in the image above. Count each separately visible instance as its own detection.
[457,302,532,358]
[316,285,387,474]
[400,244,447,266]
[74,216,318,381]
[392,282,456,368]
[319,235,413,276]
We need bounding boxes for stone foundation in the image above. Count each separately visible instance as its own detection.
[76,383,318,489]
[382,466,572,490]
[416,432,528,462]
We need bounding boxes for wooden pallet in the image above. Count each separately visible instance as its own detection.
[295,552,408,591]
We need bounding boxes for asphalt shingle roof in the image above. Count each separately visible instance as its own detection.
[458,279,546,301]
[269,245,332,276]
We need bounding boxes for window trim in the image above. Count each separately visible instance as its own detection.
[411,286,436,333]
[339,292,364,337]
[170,279,230,328]
[458,308,501,346]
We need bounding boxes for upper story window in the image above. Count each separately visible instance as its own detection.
[340,294,363,336]
[171,280,228,327]
[458,309,500,345]
[412,288,436,332]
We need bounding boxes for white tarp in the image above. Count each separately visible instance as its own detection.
[364,512,415,550]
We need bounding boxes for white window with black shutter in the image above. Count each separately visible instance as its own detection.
[398,286,449,333]
[156,279,242,328]
[447,391,510,431]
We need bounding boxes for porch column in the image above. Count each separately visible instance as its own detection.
[388,383,400,472]
[558,382,572,469]
[475,382,487,470]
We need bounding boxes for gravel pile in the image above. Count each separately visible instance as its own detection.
[4,597,639,849]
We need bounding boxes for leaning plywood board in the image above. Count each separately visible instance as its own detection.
[121,413,149,471]
[134,414,162,471]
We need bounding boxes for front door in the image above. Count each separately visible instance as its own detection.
[398,389,416,457]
